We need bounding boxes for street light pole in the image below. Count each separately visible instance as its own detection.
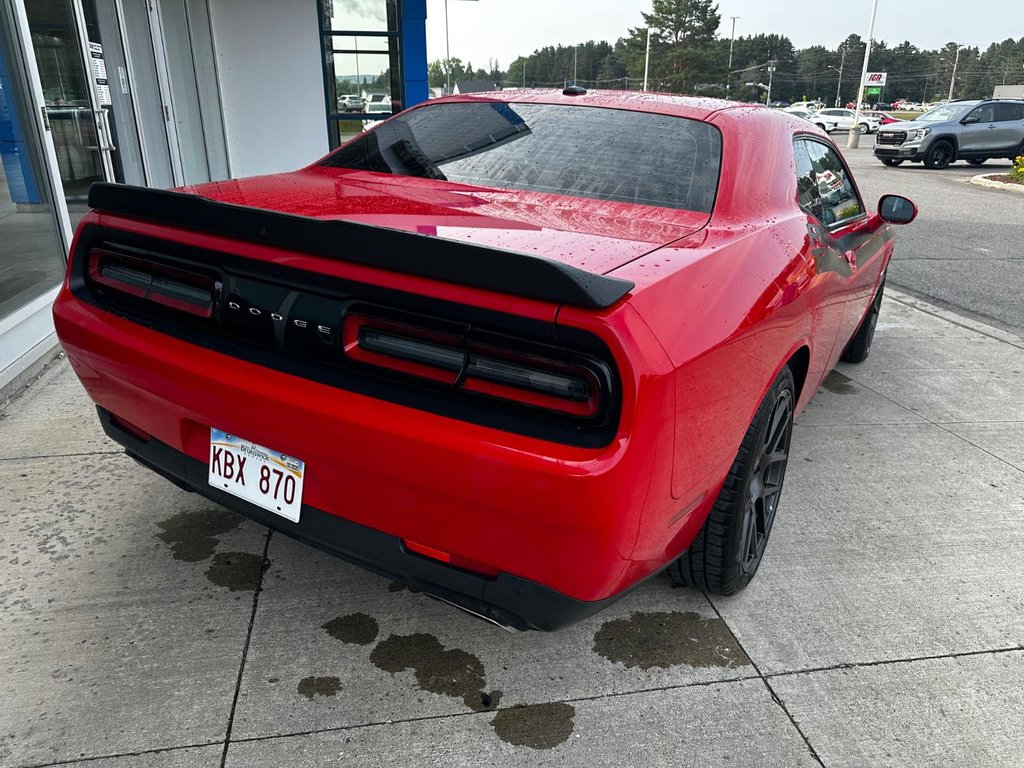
[766,61,776,104]
[847,0,880,149]
[726,16,739,98]
[643,26,651,91]
[948,45,962,100]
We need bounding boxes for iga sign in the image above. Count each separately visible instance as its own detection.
[865,72,888,86]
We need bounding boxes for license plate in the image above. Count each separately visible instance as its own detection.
[209,429,305,522]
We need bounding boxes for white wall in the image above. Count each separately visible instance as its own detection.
[207,0,328,179]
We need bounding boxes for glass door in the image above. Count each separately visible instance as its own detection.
[25,0,109,220]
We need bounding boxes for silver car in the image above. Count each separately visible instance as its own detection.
[873,99,1024,168]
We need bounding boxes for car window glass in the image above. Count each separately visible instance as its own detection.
[994,103,1024,121]
[793,140,824,219]
[968,104,995,122]
[800,140,864,225]
[321,102,723,213]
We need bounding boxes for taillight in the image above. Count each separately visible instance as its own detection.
[86,248,215,319]
[342,312,605,418]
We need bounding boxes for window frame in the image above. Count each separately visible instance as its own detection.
[316,0,403,149]
[792,135,868,231]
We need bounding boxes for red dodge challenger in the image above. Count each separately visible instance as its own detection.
[53,89,916,630]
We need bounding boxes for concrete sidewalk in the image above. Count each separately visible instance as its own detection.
[2,289,1022,768]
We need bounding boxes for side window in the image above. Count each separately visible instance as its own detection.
[800,140,864,226]
[793,141,823,220]
[967,104,995,123]
[994,103,1024,122]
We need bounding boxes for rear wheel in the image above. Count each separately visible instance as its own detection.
[842,277,886,363]
[880,158,904,167]
[669,367,795,594]
[925,140,954,169]
[967,158,986,166]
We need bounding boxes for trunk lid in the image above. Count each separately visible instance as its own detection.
[183,166,710,276]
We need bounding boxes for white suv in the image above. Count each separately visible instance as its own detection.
[815,109,881,134]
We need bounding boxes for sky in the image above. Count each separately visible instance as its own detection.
[424,0,1019,72]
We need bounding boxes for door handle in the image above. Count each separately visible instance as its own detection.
[843,250,857,271]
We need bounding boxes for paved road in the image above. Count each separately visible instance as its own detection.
[838,143,1024,335]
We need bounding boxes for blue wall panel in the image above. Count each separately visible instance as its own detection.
[401,0,428,109]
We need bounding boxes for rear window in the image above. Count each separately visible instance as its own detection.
[319,101,722,213]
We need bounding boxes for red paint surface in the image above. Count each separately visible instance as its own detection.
[54,91,905,606]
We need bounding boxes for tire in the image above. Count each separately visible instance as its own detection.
[880,158,904,167]
[924,140,954,169]
[842,277,885,363]
[859,122,869,134]
[966,158,986,166]
[669,367,795,595]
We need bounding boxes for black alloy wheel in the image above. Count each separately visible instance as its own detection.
[738,388,793,576]
[669,367,795,594]
[925,140,955,169]
[966,158,986,166]
[880,158,904,167]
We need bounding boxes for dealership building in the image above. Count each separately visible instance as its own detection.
[0,0,428,392]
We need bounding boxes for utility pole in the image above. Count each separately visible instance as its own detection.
[444,0,451,95]
[573,46,578,85]
[766,61,776,104]
[848,0,879,149]
[834,44,847,107]
[948,45,962,100]
[643,26,651,91]
[726,16,739,98]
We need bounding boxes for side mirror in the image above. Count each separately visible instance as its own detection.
[962,115,980,125]
[877,194,917,225]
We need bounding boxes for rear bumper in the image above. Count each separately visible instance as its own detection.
[100,407,620,631]
[54,274,680,626]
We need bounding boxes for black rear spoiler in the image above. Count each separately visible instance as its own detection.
[87,183,634,310]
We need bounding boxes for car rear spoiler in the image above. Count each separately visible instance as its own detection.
[87,183,634,310]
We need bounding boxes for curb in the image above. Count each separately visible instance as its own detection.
[970,173,1024,193]
[886,288,1024,349]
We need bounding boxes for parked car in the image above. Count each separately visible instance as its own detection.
[872,102,893,111]
[785,101,826,113]
[768,99,791,108]
[53,91,916,631]
[362,101,393,129]
[861,110,901,126]
[339,94,366,113]
[816,108,882,134]
[788,109,838,132]
[874,98,1024,168]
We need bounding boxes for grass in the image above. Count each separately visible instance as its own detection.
[889,111,919,121]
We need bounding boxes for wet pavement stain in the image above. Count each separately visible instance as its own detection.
[490,702,576,749]
[369,633,501,712]
[821,370,857,395]
[322,613,379,645]
[593,611,751,671]
[155,510,243,562]
[297,675,341,699]
[204,551,265,591]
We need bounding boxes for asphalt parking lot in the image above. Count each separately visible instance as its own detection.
[3,156,1024,768]
[837,143,1024,333]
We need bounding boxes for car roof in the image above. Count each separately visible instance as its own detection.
[427,88,758,122]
